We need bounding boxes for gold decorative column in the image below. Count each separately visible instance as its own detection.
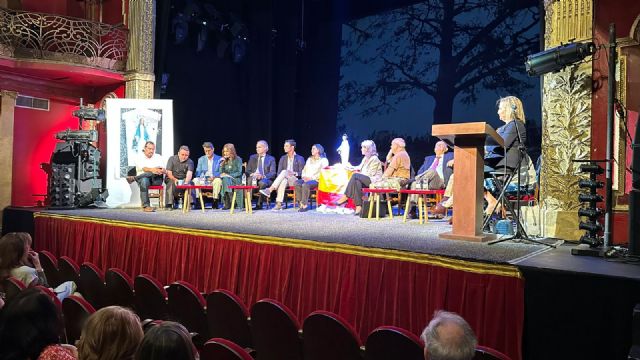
[125,0,155,99]
[539,0,593,240]
[0,90,17,227]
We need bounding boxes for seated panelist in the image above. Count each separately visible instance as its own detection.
[127,141,165,212]
[335,140,383,216]
[294,144,329,212]
[246,140,277,210]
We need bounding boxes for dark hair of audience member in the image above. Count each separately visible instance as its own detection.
[77,306,144,360]
[0,288,63,360]
[135,321,197,360]
[0,232,29,281]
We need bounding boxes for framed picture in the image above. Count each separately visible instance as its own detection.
[105,99,174,207]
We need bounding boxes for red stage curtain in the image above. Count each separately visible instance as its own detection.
[35,214,524,360]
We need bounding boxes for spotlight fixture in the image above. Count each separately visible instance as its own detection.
[525,41,597,76]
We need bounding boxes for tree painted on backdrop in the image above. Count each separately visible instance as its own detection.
[339,0,539,127]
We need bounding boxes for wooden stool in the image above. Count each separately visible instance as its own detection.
[148,185,164,209]
[228,185,258,214]
[399,189,445,224]
[362,188,397,220]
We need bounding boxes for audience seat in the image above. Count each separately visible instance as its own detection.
[1,277,26,302]
[364,326,423,360]
[206,289,252,349]
[201,338,253,360]
[39,250,61,288]
[34,285,62,311]
[167,280,209,347]
[58,256,80,285]
[474,345,512,360]
[302,310,363,360]
[62,295,96,344]
[105,268,134,309]
[78,262,105,309]
[250,298,303,360]
[134,274,169,321]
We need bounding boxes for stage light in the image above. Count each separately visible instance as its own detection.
[578,179,604,190]
[525,41,596,76]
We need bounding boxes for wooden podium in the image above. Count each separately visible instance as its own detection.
[432,122,504,242]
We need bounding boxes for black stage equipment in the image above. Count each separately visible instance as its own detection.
[526,24,618,256]
[525,41,596,76]
[630,109,640,256]
[47,102,108,209]
[576,162,605,248]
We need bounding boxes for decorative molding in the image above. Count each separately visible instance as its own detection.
[126,0,154,74]
[540,0,593,239]
[0,7,128,72]
[125,71,154,99]
[545,0,593,48]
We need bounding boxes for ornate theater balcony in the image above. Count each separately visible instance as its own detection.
[0,7,128,72]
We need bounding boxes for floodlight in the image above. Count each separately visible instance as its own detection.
[525,41,596,76]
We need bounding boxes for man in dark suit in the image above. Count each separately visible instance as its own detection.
[259,139,305,210]
[408,141,453,218]
[246,140,277,210]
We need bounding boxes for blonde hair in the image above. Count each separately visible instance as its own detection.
[498,96,526,123]
[77,306,144,360]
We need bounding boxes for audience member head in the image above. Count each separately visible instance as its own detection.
[434,141,449,157]
[202,142,214,158]
[497,96,526,123]
[421,310,477,360]
[0,232,30,281]
[222,143,237,159]
[361,140,378,157]
[312,144,326,158]
[77,306,144,360]
[178,146,190,162]
[135,321,197,360]
[256,140,269,155]
[0,288,63,360]
[284,139,296,154]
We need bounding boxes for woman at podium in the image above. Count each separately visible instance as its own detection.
[483,96,527,214]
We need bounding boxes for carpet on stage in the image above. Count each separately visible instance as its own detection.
[43,208,560,264]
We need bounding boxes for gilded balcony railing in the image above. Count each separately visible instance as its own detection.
[0,7,128,71]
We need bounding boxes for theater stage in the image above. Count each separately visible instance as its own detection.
[3,207,638,360]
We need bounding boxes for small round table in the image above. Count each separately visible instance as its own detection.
[362,188,397,220]
[398,189,445,224]
[228,185,258,214]
[176,184,212,213]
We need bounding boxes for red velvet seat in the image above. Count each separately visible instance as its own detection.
[206,289,252,349]
[200,338,253,360]
[58,256,80,285]
[167,280,209,347]
[474,345,512,360]
[250,298,302,360]
[302,310,363,360]
[1,277,26,302]
[34,285,62,311]
[364,326,424,360]
[134,274,169,321]
[105,268,134,309]
[62,295,95,344]
[39,250,61,288]
[79,262,105,309]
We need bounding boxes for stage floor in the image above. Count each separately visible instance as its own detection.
[41,207,561,264]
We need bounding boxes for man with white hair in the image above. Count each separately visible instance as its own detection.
[407,141,453,218]
[421,310,477,360]
[371,137,411,190]
[246,140,277,210]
